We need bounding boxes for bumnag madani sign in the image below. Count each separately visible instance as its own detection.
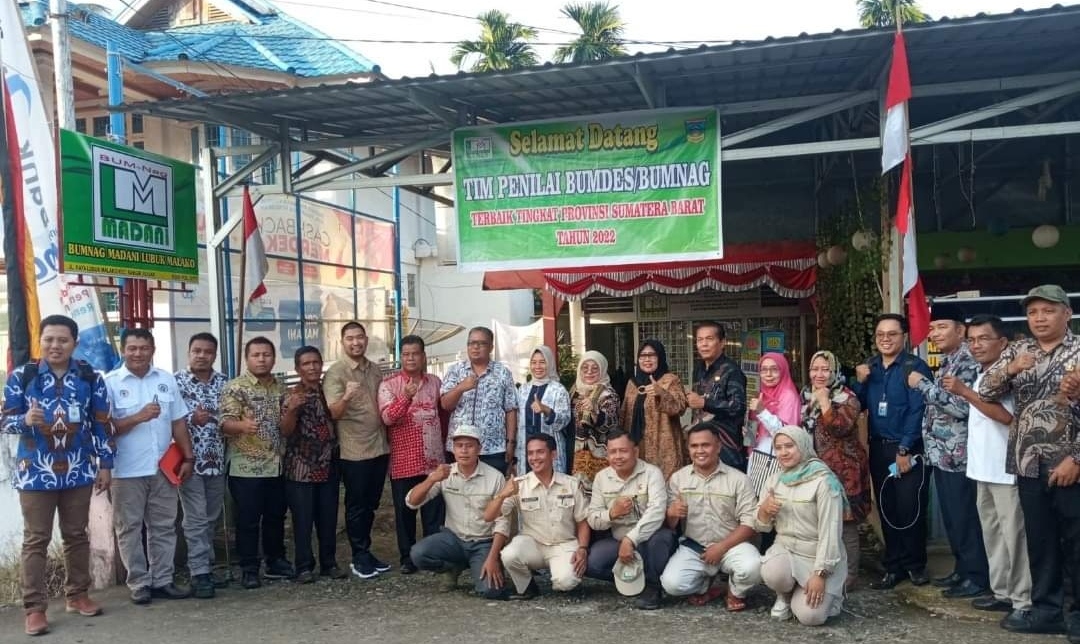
[59,129,198,282]
[452,108,722,271]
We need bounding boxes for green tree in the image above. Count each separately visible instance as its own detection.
[857,0,930,28]
[451,10,539,72]
[553,1,627,64]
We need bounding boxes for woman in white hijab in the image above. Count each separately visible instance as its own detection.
[515,346,572,473]
[570,350,620,493]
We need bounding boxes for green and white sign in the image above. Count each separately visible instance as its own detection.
[452,107,722,271]
[60,129,198,282]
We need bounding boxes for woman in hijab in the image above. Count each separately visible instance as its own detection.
[756,426,847,626]
[746,353,802,498]
[801,350,868,589]
[570,350,620,494]
[515,346,572,473]
[620,339,688,480]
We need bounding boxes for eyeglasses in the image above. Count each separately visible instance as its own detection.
[639,352,658,358]
[875,332,903,340]
[759,366,780,374]
[467,341,491,347]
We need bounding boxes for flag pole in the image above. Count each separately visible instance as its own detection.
[236,215,247,375]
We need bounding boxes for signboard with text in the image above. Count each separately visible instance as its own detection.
[60,129,198,282]
[452,107,722,271]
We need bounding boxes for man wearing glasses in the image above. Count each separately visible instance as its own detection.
[441,327,518,474]
[941,315,1031,629]
[852,313,932,591]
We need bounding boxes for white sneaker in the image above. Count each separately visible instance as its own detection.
[770,594,792,620]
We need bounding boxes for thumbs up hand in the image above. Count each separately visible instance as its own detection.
[530,392,545,414]
[25,398,45,429]
[668,492,688,520]
[642,375,657,396]
[239,412,259,435]
[760,489,783,519]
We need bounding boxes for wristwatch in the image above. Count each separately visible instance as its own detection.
[815,569,830,578]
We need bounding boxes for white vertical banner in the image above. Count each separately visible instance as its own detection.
[492,318,544,386]
[0,0,115,368]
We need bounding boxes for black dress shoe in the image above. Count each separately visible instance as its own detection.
[942,579,989,599]
[908,569,930,586]
[150,583,191,600]
[241,571,262,589]
[634,585,662,610]
[1001,609,1065,634]
[972,597,1012,612]
[509,579,540,600]
[870,572,904,590]
[932,571,962,587]
[401,561,419,575]
[130,586,152,605]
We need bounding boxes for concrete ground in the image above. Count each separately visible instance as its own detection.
[1,491,1062,643]
[0,556,1065,644]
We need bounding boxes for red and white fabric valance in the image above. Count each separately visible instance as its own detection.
[543,257,816,300]
[481,241,818,301]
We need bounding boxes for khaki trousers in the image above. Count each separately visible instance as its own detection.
[112,472,179,590]
[19,485,93,614]
[977,481,1032,610]
[501,536,581,593]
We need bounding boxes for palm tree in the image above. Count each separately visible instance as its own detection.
[553,2,627,64]
[857,0,930,28]
[450,10,539,72]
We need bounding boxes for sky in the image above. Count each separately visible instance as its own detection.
[94,0,1067,78]
[266,0,1063,77]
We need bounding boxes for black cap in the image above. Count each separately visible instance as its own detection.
[929,303,966,324]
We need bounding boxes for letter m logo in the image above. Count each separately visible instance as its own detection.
[115,168,167,218]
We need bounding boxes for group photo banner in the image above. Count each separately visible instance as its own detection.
[452,107,723,271]
[60,129,199,282]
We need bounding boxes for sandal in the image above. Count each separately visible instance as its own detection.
[687,586,725,607]
[725,592,747,612]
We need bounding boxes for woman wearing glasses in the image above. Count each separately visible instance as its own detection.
[570,351,620,494]
[620,339,688,480]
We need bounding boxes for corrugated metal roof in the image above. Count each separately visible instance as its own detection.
[125,4,1080,142]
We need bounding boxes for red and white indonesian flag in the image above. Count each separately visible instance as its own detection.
[242,186,268,302]
[882,32,930,345]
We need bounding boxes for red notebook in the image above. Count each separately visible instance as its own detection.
[158,443,184,486]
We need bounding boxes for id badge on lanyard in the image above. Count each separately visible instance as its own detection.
[877,397,888,418]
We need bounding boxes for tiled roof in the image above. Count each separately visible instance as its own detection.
[20,2,374,77]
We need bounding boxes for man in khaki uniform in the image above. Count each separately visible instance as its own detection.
[661,425,761,611]
[406,425,509,598]
[324,321,390,579]
[585,431,675,609]
[486,434,589,599]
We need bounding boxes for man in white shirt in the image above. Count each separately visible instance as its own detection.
[942,315,1032,629]
[106,329,193,605]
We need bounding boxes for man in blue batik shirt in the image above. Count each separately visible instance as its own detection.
[852,313,933,591]
[1,314,114,636]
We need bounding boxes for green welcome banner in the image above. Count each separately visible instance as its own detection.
[60,129,198,282]
[452,107,722,271]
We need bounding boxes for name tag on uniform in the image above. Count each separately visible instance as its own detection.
[877,401,888,417]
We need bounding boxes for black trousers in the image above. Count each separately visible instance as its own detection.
[339,455,389,565]
[390,475,445,564]
[1018,475,1080,620]
[934,468,989,588]
[869,438,928,574]
[228,475,287,573]
[285,474,340,574]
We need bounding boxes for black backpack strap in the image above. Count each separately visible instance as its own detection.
[17,362,39,392]
[74,361,99,387]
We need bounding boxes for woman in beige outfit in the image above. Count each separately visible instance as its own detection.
[756,425,847,626]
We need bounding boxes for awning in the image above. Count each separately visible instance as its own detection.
[483,241,817,301]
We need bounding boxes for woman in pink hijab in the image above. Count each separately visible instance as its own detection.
[746,353,802,498]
